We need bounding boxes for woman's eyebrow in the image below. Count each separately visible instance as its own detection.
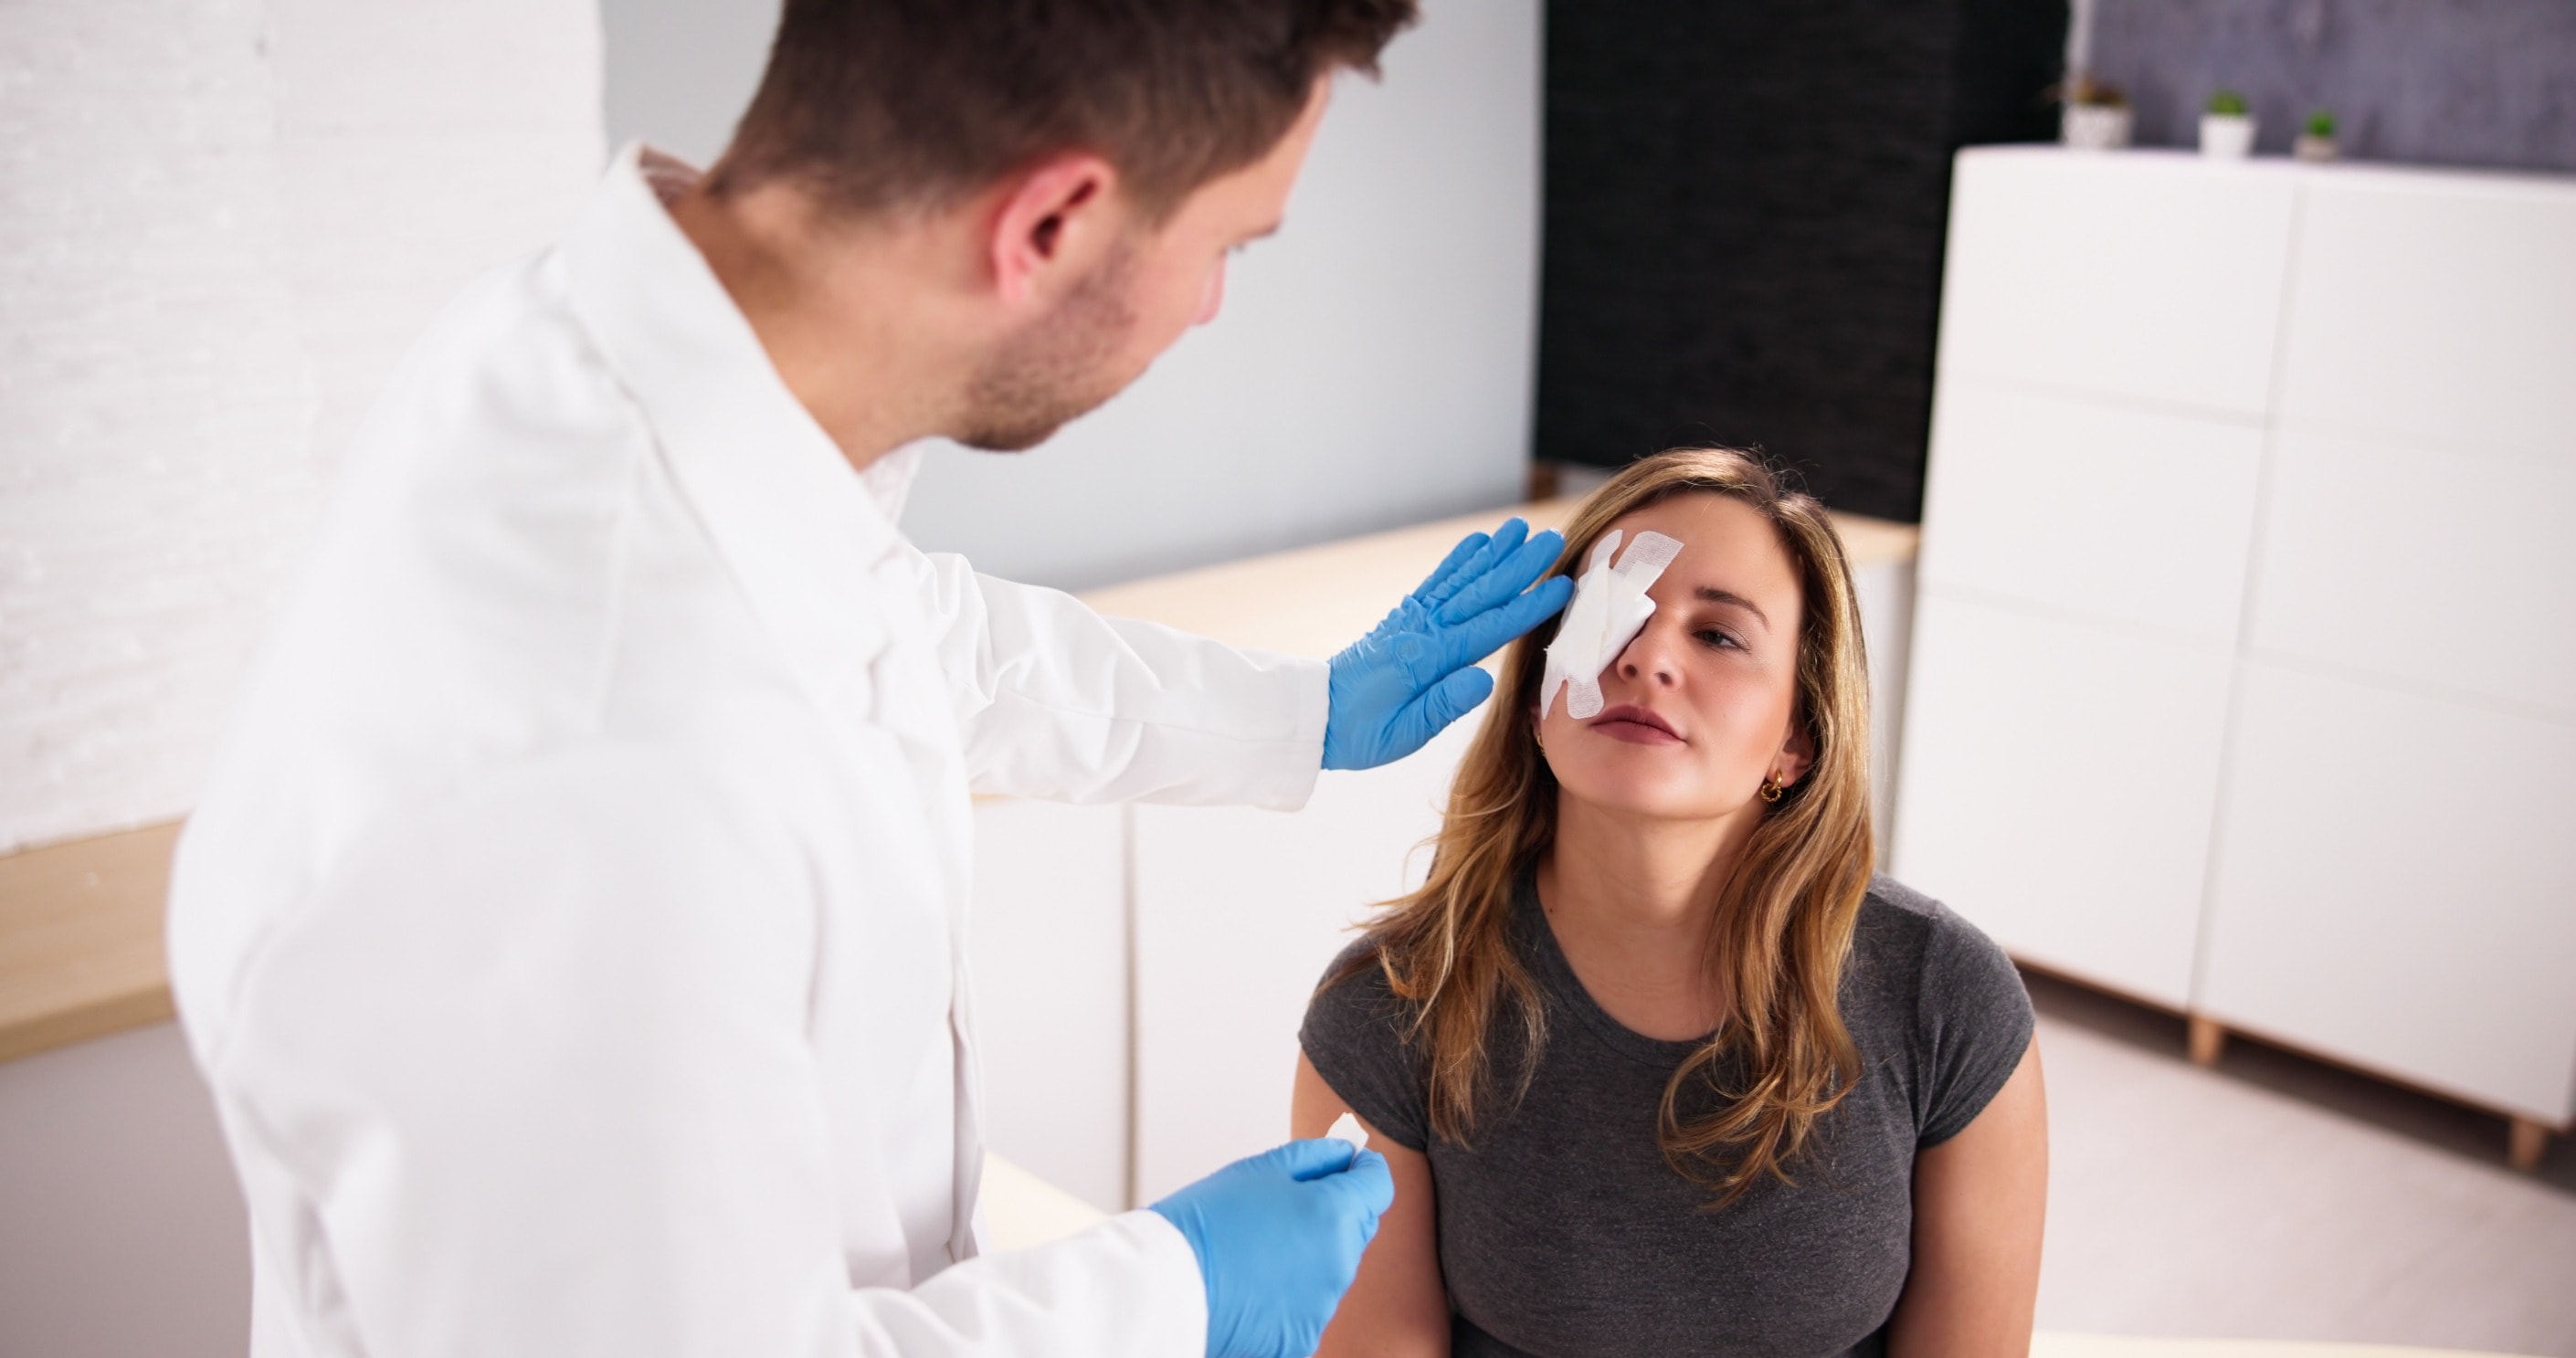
[1694,585,1770,629]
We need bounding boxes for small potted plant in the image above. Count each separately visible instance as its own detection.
[2296,109,2338,162]
[2057,72,2132,151]
[2201,89,2256,159]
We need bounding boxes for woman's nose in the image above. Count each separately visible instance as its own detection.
[1614,620,1681,687]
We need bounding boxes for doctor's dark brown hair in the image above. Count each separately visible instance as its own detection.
[710,0,1418,220]
[1332,447,1878,1208]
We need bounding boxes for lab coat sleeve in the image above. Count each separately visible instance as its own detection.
[210,748,1205,1358]
[900,546,1327,809]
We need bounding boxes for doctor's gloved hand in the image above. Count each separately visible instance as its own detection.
[1322,517,1573,771]
[1150,1138,1395,1358]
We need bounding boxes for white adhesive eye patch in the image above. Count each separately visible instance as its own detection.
[1539,529,1685,721]
[1325,1111,1370,1153]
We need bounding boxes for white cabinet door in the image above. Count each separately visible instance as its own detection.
[1892,593,2235,1007]
[2247,429,2576,719]
[1130,721,1470,1203]
[1919,380,2265,643]
[1937,149,2296,416]
[2201,662,2576,1123]
[2276,173,2576,464]
[968,799,1131,1212]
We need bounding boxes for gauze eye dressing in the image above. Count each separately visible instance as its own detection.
[1539,529,1684,721]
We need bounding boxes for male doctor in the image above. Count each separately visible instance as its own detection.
[168,2,1572,1356]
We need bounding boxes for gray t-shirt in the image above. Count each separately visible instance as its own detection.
[1299,871,2032,1358]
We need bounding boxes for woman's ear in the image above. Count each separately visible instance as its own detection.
[1772,721,1818,787]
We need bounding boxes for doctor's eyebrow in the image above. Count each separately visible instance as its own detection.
[1694,586,1770,629]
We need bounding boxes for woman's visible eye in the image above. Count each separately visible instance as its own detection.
[1694,627,1743,651]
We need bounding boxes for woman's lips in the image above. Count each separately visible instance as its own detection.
[1590,704,1684,745]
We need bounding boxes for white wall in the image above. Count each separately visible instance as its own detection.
[600,0,778,167]
[0,0,604,855]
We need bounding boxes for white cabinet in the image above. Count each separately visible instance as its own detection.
[1935,150,2296,416]
[1902,147,2576,1142]
[2245,430,2576,715]
[1918,382,2265,641]
[966,799,1131,1212]
[1130,721,1467,1202]
[2275,174,2576,460]
[1893,596,2233,1006]
[2200,664,2576,1123]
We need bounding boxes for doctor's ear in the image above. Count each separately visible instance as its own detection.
[986,153,1122,307]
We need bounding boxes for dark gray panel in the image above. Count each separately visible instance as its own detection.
[1535,0,2064,523]
[2090,0,2576,171]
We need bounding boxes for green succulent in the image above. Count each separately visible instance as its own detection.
[2306,109,2337,138]
[2208,89,2250,117]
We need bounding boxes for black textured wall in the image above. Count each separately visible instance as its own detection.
[1535,0,2065,522]
[2087,0,2576,171]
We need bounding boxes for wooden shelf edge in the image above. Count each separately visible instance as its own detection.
[0,818,184,1066]
[0,984,176,1065]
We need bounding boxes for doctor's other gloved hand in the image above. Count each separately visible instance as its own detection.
[1323,517,1573,771]
[1150,1137,1395,1358]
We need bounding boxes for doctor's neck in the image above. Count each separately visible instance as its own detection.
[663,172,1050,469]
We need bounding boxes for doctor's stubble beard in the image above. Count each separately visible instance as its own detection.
[954,238,1142,453]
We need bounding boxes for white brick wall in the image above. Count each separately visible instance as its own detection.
[0,0,604,854]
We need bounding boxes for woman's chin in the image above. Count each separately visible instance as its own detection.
[1554,769,1740,826]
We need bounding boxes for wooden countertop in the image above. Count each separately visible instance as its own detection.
[0,499,1917,1064]
[0,819,183,1062]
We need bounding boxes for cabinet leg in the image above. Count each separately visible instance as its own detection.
[2187,1016,2226,1068]
[2509,1118,2550,1172]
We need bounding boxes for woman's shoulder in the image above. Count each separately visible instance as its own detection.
[1852,874,2022,1002]
[1298,936,1436,1150]
[1848,875,2036,1145]
[1304,937,1409,1030]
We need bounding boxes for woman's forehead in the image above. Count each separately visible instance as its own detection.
[1612,494,1800,595]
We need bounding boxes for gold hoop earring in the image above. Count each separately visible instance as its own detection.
[1758,777,1786,804]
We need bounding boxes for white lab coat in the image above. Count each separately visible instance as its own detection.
[166,144,1329,1358]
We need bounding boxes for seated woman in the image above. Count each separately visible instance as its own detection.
[1294,447,2045,1358]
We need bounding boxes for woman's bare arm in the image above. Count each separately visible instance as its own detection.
[1292,1052,1450,1358]
[1885,1037,2048,1358]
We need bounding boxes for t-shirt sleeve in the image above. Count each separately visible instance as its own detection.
[1912,902,2037,1148]
[1298,941,1435,1153]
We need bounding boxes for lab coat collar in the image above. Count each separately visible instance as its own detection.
[558,142,903,713]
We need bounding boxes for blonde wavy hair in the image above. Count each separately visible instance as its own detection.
[1333,447,1877,1206]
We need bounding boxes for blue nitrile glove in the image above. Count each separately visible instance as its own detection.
[1150,1138,1396,1358]
[1322,517,1574,771]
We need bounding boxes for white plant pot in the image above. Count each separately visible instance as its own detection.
[2295,133,2338,163]
[2063,103,2133,151]
[2201,112,2257,159]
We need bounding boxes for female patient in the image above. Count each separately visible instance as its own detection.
[1294,448,2045,1358]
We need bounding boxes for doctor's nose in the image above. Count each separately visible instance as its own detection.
[1195,258,1229,326]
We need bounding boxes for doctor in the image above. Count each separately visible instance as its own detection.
[169,2,1571,1356]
